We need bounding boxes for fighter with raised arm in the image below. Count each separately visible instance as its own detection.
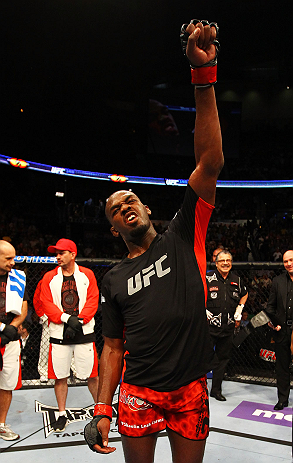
[85,18,223,463]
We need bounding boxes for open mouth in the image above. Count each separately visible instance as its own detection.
[125,212,137,223]
[126,213,136,222]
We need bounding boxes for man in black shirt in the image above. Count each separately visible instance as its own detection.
[206,250,248,401]
[85,19,224,463]
[266,249,293,410]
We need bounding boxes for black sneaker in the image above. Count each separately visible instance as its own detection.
[53,415,68,432]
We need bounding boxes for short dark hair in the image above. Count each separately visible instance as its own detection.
[215,250,233,262]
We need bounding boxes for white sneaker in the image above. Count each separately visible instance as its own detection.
[0,424,20,441]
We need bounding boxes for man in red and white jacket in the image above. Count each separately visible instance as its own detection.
[40,239,99,432]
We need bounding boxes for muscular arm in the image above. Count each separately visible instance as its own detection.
[97,337,124,404]
[94,337,124,453]
[189,86,223,205]
[184,22,224,205]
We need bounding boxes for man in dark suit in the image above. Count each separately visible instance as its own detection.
[266,249,293,410]
[18,320,41,380]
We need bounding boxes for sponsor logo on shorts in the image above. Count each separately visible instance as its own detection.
[120,418,164,429]
[119,388,152,411]
[228,400,292,427]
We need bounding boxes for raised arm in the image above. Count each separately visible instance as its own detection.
[182,21,224,205]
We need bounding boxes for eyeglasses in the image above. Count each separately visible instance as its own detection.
[217,259,232,263]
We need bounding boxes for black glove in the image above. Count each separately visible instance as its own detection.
[67,315,83,332]
[2,324,18,342]
[180,19,220,68]
[0,334,11,346]
[64,326,77,340]
[84,415,110,452]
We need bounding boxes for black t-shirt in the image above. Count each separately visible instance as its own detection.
[102,184,216,391]
[0,273,28,324]
[206,269,247,336]
[61,275,79,316]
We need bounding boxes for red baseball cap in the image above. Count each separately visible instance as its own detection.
[47,239,77,254]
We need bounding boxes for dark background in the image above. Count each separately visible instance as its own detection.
[0,1,292,215]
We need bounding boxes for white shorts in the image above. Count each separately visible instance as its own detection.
[0,340,21,390]
[48,342,98,380]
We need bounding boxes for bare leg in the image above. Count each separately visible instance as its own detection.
[0,389,12,423]
[54,378,68,411]
[121,432,159,463]
[167,427,206,463]
[87,376,99,403]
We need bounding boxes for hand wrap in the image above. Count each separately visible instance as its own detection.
[180,19,220,87]
[84,404,112,452]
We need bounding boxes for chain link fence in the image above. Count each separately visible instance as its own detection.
[14,258,292,388]
[15,256,118,388]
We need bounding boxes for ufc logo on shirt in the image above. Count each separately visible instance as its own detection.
[128,254,171,296]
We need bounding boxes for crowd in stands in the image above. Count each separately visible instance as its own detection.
[1,183,293,263]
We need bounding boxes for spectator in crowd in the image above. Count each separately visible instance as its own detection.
[40,238,99,432]
[240,310,249,328]
[265,249,293,410]
[206,250,248,401]
[0,240,28,441]
[212,246,224,262]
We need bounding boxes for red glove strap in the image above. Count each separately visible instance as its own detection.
[94,403,112,418]
[191,65,217,85]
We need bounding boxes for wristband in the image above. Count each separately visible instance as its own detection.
[0,323,6,332]
[191,65,217,87]
[94,403,112,419]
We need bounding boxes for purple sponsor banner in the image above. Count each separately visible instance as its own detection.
[228,401,292,428]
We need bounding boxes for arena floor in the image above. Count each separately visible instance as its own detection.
[0,379,292,462]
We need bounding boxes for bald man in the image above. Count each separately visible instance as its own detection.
[0,241,28,440]
[266,250,293,410]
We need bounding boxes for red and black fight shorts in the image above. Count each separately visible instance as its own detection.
[118,376,209,440]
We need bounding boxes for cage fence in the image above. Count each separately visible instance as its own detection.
[15,258,292,389]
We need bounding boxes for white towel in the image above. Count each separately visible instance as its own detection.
[6,269,26,315]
